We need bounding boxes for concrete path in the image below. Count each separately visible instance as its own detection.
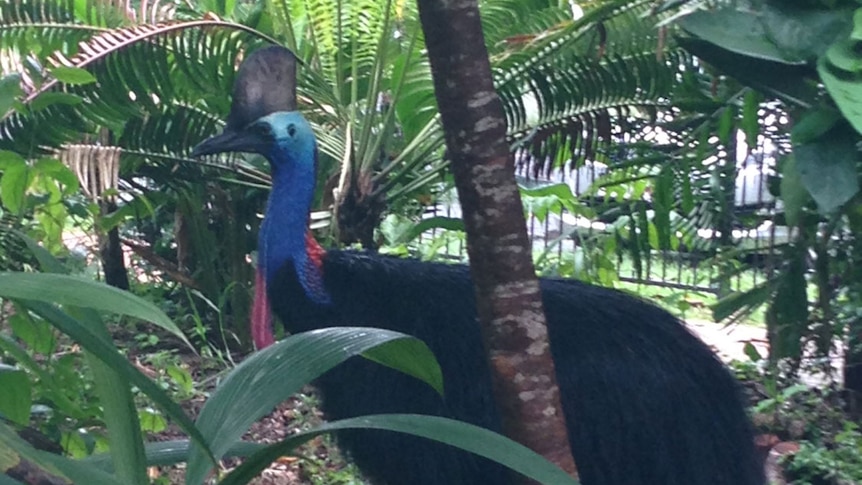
[686,319,769,363]
[687,319,844,387]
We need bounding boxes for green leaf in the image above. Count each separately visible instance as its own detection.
[0,151,24,170]
[0,161,30,215]
[186,327,442,485]
[33,158,79,195]
[819,56,862,136]
[766,248,808,360]
[0,74,23,116]
[717,108,734,146]
[793,129,860,214]
[0,273,191,349]
[166,365,193,396]
[363,339,445,396]
[29,92,82,112]
[743,342,763,362]
[652,168,673,250]
[853,8,862,41]
[779,155,810,227]
[0,422,121,485]
[8,311,55,355]
[790,108,842,144]
[712,279,775,322]
[49,67,97,86]
[679,1,850,64]
[397,216,465,244]
[13,231,68,274]
[741,90,760,146]
[220,414,578,485]
[16,301,214,468]
[86,342,147,484]
[83,440,264,472]
[60,430,88,459]
[824,39,862,73]
[138,409,167,433]
[0,367,31,426]
[677,37,819,108]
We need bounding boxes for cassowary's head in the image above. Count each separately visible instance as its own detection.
[191,111,316,169]
[192,44,302,161]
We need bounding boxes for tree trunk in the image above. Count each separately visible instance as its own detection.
[844,211,862,416]
[100,201,130,290]
[845,322,862,416]
[415,0,577,480]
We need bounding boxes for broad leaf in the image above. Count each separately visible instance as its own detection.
[679,1,850,64]
[790,108,842,144]
[677,37,818,108]
[0,74,22,117]
[0,161,30,215]
[49,67,97,86]
[220,414,580,485]
[83,440,264,472]
[793,128,860,214]
[0,422,121,485]
[0,273,191,349]
[0,367,30,426]
[779,155,810,227]
[819,55,862,136]
[186,327,442,485]
[766,248,809,360]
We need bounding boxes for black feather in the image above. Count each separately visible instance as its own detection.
[269,250,765,485]
[226,46,298,131]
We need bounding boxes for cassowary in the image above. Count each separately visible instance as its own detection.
[193,46,764,485]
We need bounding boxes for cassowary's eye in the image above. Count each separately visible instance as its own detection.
[252,123,272,138]
[287,124,296,137]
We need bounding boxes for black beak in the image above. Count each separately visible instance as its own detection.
[191,129,264,158]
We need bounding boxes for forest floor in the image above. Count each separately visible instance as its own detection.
[687,319,768,362]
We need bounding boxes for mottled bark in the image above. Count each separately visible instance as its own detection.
[416,0,576,479]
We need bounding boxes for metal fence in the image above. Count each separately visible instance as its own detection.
[419,149,785,295]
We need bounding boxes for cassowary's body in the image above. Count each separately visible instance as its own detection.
[271,249,762,485]
[192,46,764,485]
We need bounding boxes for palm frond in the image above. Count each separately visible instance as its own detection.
[488,0,683,177]
[0,20,275,154]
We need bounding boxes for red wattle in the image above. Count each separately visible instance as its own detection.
[305,231,326,269]
[251,268,275,349]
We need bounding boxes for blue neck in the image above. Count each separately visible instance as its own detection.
[259,142,330,305]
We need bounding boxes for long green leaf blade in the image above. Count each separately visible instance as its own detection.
[220,414,579,485]
[83,440,264,472]
[186,327,442,485]
[71,306,148,485]
[0,273,191,349]
[0,422,122,485]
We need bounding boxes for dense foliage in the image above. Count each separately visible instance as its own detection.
[0,0,861,483]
